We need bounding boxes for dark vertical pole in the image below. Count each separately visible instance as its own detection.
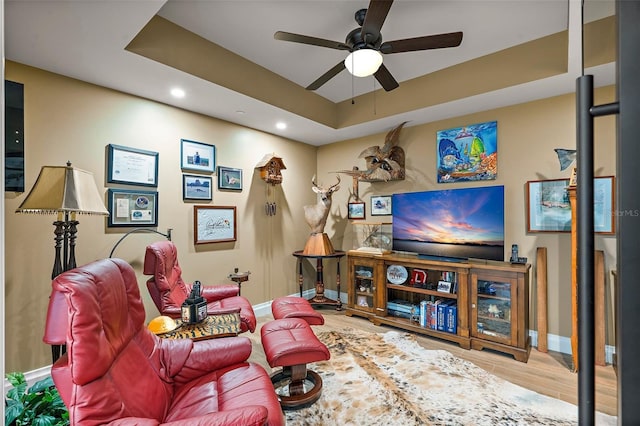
[617,0,640,422]
[576,75,595,424]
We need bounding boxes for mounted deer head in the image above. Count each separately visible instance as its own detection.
[303,175,341,234]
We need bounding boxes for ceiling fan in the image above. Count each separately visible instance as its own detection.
[274,0,463,92]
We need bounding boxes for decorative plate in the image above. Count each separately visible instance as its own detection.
[387,265,409,284]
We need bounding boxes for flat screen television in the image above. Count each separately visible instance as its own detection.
[392,185,505,261]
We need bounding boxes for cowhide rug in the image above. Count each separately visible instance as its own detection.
[278,329,616,426]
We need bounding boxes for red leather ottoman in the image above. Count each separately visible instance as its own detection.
[261,318,330,409]
[271,296,324,325]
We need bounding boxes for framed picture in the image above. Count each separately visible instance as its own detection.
[218,166,243,191]
[183,174,212,201]
[348,202,366,220]
[526,176,615,234]
[436,120,497,183]
[593,176,615,234]
[526,178,570,232]
[371,195,392,216]
[107,144,158,187]
[194,205,237,244]
[180,139,215,173]
[437,280,452,293]
[107,188,158,227]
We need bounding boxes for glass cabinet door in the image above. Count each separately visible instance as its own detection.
[474,278,515,344]
[353,264,376,312]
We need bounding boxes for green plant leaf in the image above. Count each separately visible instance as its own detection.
[4,372,69,426]
[5,403,23,425]
[29,376,55,393]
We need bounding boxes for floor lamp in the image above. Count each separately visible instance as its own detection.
[15,162,109,362]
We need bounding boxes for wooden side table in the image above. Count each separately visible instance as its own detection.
[293,250,346,310]
[155,313,241,340]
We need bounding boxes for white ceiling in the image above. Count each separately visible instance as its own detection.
[4,0,615,146]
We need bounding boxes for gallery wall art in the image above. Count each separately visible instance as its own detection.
[436,120,497,183]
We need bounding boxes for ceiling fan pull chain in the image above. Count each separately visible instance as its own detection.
[373,77,377,115]
[351,54,355,104]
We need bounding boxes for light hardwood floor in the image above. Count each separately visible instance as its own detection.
[247,309,617,417]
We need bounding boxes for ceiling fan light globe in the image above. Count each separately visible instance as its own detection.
[344,49,383,77]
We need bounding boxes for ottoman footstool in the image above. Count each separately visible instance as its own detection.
[261,318,330,409]
[271,296,324,325]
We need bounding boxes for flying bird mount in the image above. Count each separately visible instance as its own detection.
[335,122,407,203]
[274,0,463,92]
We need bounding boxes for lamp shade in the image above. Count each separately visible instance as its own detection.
[344,49,383,77]
[15,163,109,215]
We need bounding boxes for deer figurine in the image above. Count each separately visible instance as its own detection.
[304,175,341,235]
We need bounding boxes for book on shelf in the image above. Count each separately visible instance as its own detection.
[437,301,454,332]
[446,304,457,334]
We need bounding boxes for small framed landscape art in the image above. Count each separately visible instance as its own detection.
[180,139,215,173]
[183,174,212,201]
[194,205,237,244]
[348,202,366,220]
[526,176,615,234]
[107,188,158,227]
[218,166,242,191]
[371,195,392,216]
[107,144,159,187]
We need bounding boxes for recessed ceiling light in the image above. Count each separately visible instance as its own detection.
[276,122,287,130]
[170,88,185,98]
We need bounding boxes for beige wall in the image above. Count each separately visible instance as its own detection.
[4,60,617,373]
[4,62,318,372]
[319,86,617,343]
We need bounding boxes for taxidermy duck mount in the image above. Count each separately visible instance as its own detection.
[303,175,341,255]
[335,121,407,184]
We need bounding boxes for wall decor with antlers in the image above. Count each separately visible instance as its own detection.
[302,175,341,255]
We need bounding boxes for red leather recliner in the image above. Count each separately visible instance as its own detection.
[43,258,284,426]
[143,241,257,333]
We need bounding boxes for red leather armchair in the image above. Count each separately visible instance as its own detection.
[43,258,284,426]
[143,241,257,333]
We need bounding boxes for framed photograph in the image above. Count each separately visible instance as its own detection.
[107,188,158,227]
[437,280,452,293]
[180,139,215,173]
[348,202,366,220]
[183,174,212,201]
[218,166,243,191]
[371,195,392,216]
[194,205,237,244]
[107,144,158,187]
[526,176,615,234]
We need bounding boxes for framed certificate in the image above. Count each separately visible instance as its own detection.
[107,144,159,187]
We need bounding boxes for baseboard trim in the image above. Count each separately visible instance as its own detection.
[528,330,615,365]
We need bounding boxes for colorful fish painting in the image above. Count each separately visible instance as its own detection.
[436,121,497,183]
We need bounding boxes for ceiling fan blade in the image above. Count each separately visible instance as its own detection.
[374,64,399,91]
[380,32,463,54]
[274,31,350,51]
[361,0,393,44]
[306,61,346,91]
